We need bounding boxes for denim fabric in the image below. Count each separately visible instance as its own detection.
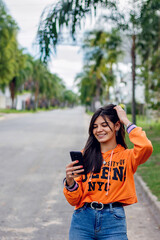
[69,204,128,240]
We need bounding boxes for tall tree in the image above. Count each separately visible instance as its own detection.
[137,0,160,112]
[0,0,18,88]
[31,59,49,109]
[9,49,27,108]
[103,0,144,123]
[0,1,29,108]
[76,29,122,110]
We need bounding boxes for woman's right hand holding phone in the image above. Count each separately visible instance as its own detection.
[66,161,84,186]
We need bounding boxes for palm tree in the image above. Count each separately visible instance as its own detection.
[76,29,122,110]
[137,0,160,113]
[37,0,116,62]
[31,59,49,109]
[0,0,18,87]
[9,49,28,108]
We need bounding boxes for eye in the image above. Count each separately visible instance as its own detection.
[93,125,97,129]
[102,123,108,127]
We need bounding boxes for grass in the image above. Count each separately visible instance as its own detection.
[126,116,160,201]
[0,106,60,114]
[0,109,35,114]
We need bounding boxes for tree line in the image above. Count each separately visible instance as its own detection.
[0,0,77,110]
[37,0,160,123]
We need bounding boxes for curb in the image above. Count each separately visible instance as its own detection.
[0,113,32,121]
[0,116,5,121]
[135,173,160,226]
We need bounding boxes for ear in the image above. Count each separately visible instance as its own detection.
[115,121,121,131]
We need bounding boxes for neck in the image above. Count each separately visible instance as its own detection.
[100,141,117,153]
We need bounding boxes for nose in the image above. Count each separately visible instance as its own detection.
[97,125,103,132]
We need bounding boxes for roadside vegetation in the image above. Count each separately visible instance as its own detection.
[0,106,60,114]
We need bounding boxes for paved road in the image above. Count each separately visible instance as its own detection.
[0,108,159,240]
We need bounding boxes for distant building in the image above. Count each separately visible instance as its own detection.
[0,87,11,109]
[0,87,31,110]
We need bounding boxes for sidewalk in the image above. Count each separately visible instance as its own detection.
[125,175,160,239]
[135,173,160,226]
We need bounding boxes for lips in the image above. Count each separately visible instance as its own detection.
[97,134,107,138]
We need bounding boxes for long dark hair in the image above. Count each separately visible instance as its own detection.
[83,104,127,174]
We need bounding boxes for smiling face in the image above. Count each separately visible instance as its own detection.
[92,115,119,146]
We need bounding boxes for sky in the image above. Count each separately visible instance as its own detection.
[4,0,85,90]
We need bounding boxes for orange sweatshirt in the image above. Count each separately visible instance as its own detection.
[63,127,153,209]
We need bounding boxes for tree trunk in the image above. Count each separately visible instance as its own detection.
[95,78,101,109]
[131,34,136,124]
[106,85,110,102]
[34,81,39,110]
[96,78,101,99]
[9,77,16,109]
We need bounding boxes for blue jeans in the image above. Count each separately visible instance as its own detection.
[69,203,128,240]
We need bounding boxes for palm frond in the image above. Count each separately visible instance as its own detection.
[37,0,117,62]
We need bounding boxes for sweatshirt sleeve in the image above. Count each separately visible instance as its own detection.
[63,175,83,206]
[128,127,153,173]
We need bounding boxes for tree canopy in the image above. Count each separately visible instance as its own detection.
[0,0,19,87]
[137,0,160,110]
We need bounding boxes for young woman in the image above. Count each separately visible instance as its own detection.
[63,104,153,240]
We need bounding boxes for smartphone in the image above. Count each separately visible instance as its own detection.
[70,151,86,175]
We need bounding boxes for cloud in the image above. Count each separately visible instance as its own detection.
[49,45,83,88]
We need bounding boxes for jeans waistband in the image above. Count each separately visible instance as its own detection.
[85,202,122,210]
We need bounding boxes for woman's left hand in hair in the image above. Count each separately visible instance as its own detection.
[114,105,131,126]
